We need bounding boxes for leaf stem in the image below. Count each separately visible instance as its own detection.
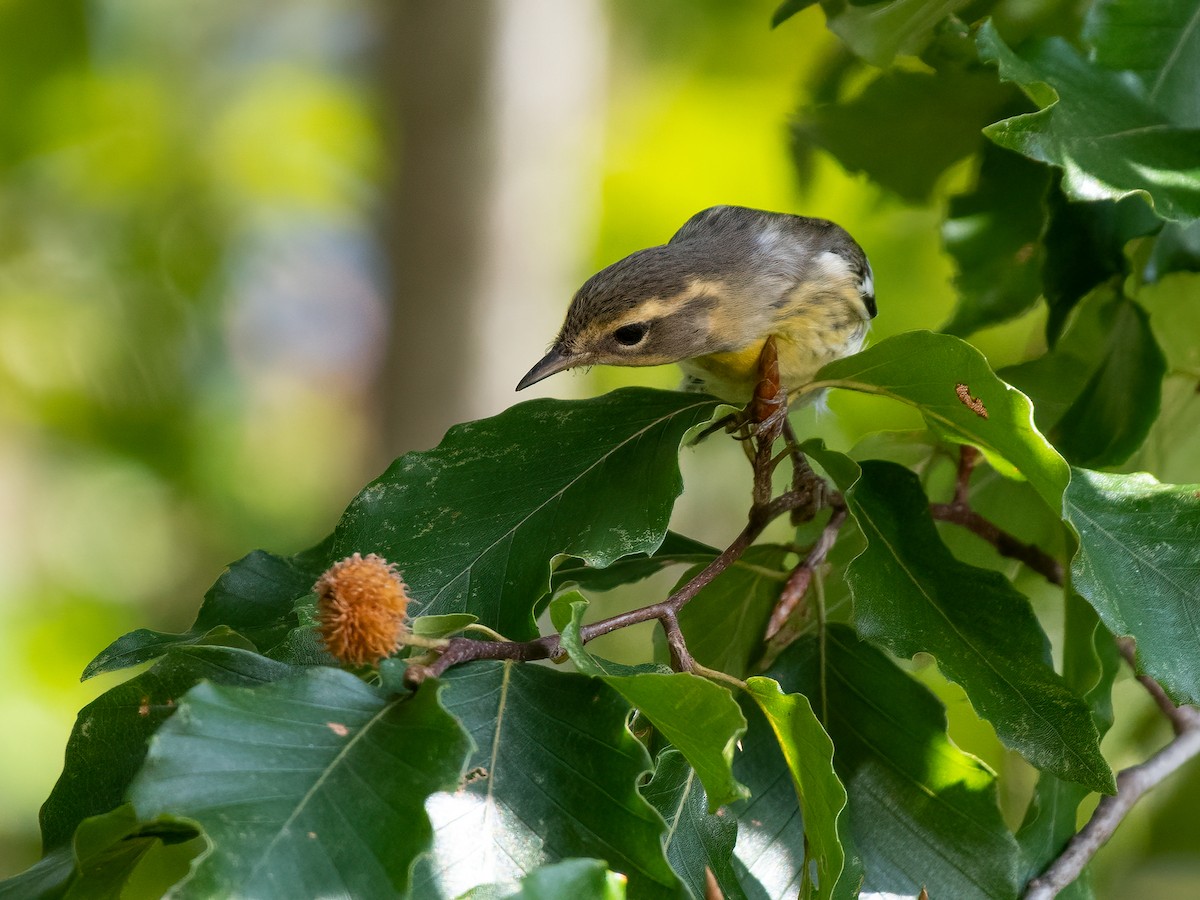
[929,446,1064,586]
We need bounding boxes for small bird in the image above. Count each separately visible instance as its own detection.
[516,205,876,403]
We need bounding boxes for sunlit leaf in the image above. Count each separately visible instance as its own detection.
[408,661,685,900]
[1065,467,1200,704]
[642,750,745,900]
[745,677,849,900]
[130,670,471,898]
[41,646,297,852]
[334,389,721,640]
[806,330,1070,509]
[778,626,1021,899]
[550,592,750,811]
[842,460,1112,792]
[978,20,1200,222]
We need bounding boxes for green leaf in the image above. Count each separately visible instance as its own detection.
[411,661,685,899]
[608,674,749,812]
[1040,188,1160,343]
[777,625,1021,899]
[549,592,750,810]
[333,389,721,641]
[129,670,472,898]
[1002,290,1167,467]
[412,613,479,640]
[794,68,1010,204]
[772,0,818,28]
[0,805,201,900]
[83,541,330,678]
[40,646,297,852]
[942,143,1051,336]
[676,545,791,679]
[1065,467,1200,704]
[806,330,1071,509]
[460,859,629,900]
[800,0,973,67]
[641,750,745,900]
[745,677,849,900]
[1084,0,1200,127]
[977,20,1200,222]
[549,531,718,599]
[1016,594,1120,897]
[842,460,1113,793]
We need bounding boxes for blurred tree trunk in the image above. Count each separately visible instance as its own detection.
[376,0,605,462]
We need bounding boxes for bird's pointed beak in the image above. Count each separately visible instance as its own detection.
[516,345,580,391]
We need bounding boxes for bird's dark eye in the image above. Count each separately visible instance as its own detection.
[614,323,647,346]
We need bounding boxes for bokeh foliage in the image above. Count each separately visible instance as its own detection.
[2,0,1199,897]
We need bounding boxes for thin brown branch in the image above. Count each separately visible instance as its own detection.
[929,502,1064,586]
[1024,713,1200,898]
[1117,637,1194,735]
[1024,641,1200,898]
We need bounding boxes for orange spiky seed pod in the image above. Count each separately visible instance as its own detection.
[314,553,411,666]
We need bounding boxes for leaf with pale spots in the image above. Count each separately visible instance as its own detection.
[129,669,472,898]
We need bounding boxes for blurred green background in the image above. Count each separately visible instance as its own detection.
[1,0,1195,894]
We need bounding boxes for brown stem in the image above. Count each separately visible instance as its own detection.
[1024,640,1200,898]
[929,502,1064,586]
[1117,638,1194,735]
[1024,710,1200,898]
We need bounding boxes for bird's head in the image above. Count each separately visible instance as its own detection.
[516,243,736,390]
[516,205,875,392]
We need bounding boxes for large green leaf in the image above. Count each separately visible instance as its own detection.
[978,20,1200,222]
[333,389,720,640]
[1085,0,1200,127]
[745,678,849,900]
[129,670,472,898]
[83,538,331,678]
[1002,290,1167,467]
[1065,467,1200,704]
[805,330,1070,509]
[406,661,685,900]
[641,750,745,900]
[40,646,297,852]
[794,68,1009,204]
[676,545,792,679]
[778,625,1021,899]
[550,594,750,811]
[842,460,1112,793]
[1016,594,1120,898]
[942,143,1051,336]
